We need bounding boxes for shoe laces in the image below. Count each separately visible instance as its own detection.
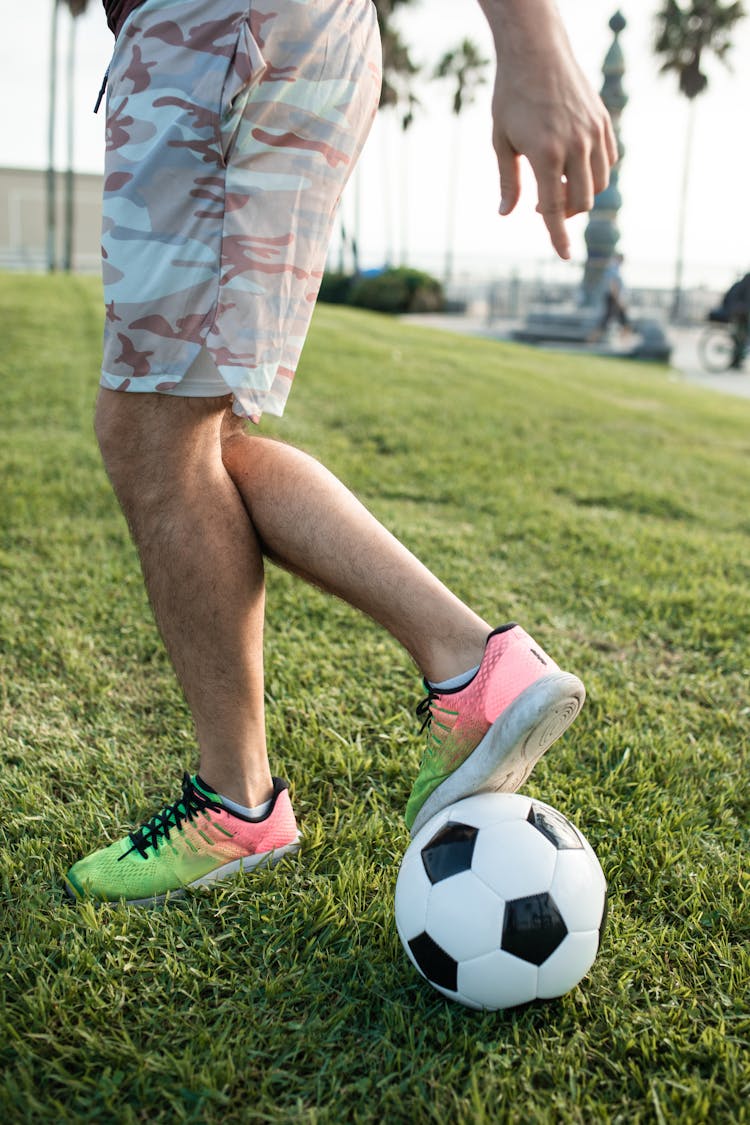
[119,773,222,861]
[416,687,439,735]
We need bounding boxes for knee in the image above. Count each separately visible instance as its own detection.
[95,389,229,491]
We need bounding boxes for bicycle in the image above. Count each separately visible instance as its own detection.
[698,320,747,373]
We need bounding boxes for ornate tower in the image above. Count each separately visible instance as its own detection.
[581,11,628,305]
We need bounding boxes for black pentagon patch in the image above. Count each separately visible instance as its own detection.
[527,803,583,850]
[408,932,458,991]
[502,892,568,965]
[421,822,478,884]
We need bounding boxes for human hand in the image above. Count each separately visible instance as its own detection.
[483,4,618,259]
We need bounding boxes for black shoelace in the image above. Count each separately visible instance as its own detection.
[119,772,222,861]
[416,688,439,734]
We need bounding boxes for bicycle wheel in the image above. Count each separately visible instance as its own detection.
[698,327,735,372]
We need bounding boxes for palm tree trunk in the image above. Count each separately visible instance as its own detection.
[63,9,77,272]
[399,129,410,267]
[47,0,60,272]
[671,99,697,321]
[443,116,460,283]
[353,164,362,274]
[381,117,395,267]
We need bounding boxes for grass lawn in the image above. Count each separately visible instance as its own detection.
[0,273,748,1123]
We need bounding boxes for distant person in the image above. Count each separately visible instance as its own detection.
[715,273,750,369]
[592,253,631,341]
[65,0,618,904]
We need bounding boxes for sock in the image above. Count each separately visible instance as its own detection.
[428,664,480,692]
[218,792,273,819]
[195,774,274,820]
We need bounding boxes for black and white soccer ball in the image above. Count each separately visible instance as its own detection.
[395,792,607,1010]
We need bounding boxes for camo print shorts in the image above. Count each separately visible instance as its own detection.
[100,0,381,420]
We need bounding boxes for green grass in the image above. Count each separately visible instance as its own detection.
[1,273,748,1123]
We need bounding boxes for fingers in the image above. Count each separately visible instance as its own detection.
[494,100,618,260]
[590,112,618,196]
[496,134,521,217]
[589,139,612,201]
[603,113,619,168]
[535,181,571,260]
[562,150,595,216]
[533,123,617,260]
[497,132,587,258]
[531,136,575,259]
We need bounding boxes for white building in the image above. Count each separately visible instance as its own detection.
[0,166,103,272]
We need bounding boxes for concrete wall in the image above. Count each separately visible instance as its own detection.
[0,166,102,273]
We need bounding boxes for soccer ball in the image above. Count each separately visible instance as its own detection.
[395,792,607,1010]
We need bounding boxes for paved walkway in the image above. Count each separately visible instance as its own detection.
[667,325,750,399]
[404,314,750,401]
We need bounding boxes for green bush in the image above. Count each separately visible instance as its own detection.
[348,267,444,314]
[317,270,355,305]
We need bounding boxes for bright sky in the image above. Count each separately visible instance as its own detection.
[2,0,748,289]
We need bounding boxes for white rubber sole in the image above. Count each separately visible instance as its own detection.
[66,834,301,907]
[409,673,585,837]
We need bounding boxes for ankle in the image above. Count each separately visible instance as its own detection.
[198,765,274,809]
[420,627,490,685]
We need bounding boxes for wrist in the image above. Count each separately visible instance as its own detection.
[477,0,567,56]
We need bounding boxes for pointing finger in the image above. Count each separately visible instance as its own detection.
[535,163,571,260]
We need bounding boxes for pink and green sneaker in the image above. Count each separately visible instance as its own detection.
[405,624,585,835]
[64,774,300,905]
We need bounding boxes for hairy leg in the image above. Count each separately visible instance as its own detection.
[95,389,272,807]
[220,420,490,683]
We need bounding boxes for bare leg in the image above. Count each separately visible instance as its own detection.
[95,389,272,807]
[220,422,490,683]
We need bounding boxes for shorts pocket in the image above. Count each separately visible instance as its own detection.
[218,19,267,165]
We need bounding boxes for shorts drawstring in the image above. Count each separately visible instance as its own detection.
[94,68,109,114]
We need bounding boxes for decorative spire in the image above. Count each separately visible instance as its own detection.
[581,11,628,305]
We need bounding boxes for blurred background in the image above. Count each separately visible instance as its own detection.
[1,0,748,326]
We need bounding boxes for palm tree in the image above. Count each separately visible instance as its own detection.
[433,39,489,282]
[367,0,421,268]
[654,0,746,317]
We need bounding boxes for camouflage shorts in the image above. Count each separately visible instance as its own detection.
[100,0,381,420]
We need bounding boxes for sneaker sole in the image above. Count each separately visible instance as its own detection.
[409,673,585,836]
[64,835,301,906]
